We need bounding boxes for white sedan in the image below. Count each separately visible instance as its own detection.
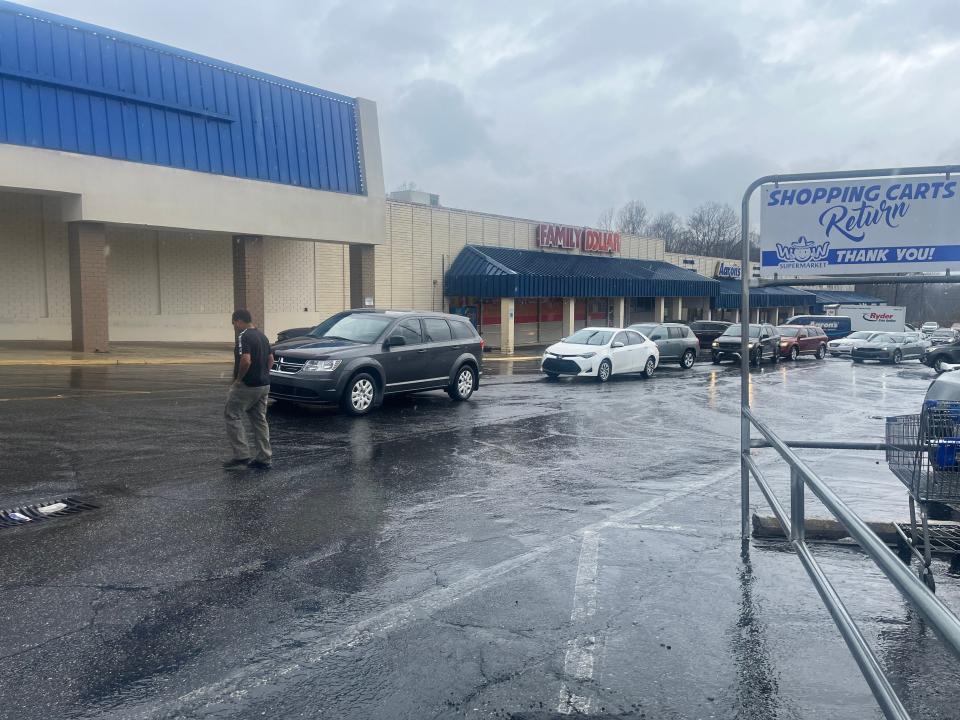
[826,330,877,357]
[541,327,659,382]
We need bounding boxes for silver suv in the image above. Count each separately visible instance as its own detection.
[627,322,700,369]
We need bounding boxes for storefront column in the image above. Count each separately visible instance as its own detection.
[562,297,576,338]
[751,307,761,323]
[232,235,265,330]
[670,297,683,322]
[68,222,109,353]
[654,297,665,323]
[500,298,516,354]
[612,297,626,328]
[772,307,780,325]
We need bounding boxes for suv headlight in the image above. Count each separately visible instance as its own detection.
[302,359,342,373]
[712,340,719,348]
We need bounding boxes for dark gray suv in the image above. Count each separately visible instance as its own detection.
[269,310,483,416]
[628,322,700,369]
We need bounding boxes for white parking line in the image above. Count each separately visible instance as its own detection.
[130,465,739,719]
[558,529,600,714]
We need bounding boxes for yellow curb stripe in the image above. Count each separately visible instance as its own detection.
[483,356,541,362]
[0,358,231,367]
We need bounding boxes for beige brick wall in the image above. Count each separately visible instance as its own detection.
[107,228,160,317]
[378,199,673,313]
[0,193,44,322]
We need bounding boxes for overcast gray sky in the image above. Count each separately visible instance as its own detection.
[24,0,960,227]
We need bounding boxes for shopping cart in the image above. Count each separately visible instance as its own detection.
[885,400,960,591]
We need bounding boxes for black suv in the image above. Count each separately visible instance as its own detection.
[711,323,781,366]
[923,338,960,373]
[269,310,483,415]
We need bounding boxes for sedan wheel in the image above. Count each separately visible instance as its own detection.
[642,355,657,378]
[341,373,376,416]
[935,357,945,373]
[680,349,696,369]
[597,359,612,383]
[892,350,902,365]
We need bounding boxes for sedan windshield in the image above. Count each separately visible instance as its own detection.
[846,331,875,340]
[565,329,614,346]
[310,313,393,343]
[870,334,895,344]
[721,326,761,338]
[933,330,955,338]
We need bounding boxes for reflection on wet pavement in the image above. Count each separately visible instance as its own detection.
[0,357,957,718]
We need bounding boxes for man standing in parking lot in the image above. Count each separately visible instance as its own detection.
[224,309,273,470]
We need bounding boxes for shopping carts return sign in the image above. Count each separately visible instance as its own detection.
[760,176,960,277]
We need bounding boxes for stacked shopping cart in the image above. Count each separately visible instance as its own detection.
[886,400,960,591]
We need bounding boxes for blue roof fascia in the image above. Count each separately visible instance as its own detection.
[0,1,356,105]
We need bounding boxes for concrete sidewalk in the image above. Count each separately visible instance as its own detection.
[0,341,541,366]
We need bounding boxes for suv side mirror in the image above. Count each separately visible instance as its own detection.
[760,333,770,340]
[387,335,406,348]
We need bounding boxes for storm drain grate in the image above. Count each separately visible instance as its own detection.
[896,521,960,555]
[0,497,99,529]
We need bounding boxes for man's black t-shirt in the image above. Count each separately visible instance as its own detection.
[234,328,272,387]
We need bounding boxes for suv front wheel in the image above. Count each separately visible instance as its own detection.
[341,372,378,416]
[448,365,476,401]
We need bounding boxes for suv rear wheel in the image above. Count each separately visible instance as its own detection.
[448,365,476,401]
[341,373,377,416]
[789,345,799,361]
[680,349,696,369]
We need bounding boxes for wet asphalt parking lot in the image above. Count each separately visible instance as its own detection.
[1,354,960,719]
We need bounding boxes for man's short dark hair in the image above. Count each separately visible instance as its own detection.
[232,309,252,323]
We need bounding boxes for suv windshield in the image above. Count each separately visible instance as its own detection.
[629,324,656,335]
[721,326,761,338]
[933,329,955,337]
[778,327,800,337]
[309,313,394,343]
[565,329,614,346]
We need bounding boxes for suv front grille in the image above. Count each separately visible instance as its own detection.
[272,356,306,374]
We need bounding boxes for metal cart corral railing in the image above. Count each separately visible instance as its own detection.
[739,166,960,720]
[744,407,960,720]
[886,400,960,591]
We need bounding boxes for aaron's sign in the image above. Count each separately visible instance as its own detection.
[760,176,960,277]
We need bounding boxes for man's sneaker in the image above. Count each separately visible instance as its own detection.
[222,458,250,469]
[248,460,272,470]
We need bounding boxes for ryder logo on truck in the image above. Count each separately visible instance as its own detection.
[863,312,895,323]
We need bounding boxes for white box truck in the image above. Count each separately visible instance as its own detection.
[830,304,908,332]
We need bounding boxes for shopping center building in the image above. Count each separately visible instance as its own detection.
[0,2,877,353]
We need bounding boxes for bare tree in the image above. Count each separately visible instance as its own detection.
[647,212,687,252]
[596,207,615,231]
[615,200,648,235]
[685,202,740,257]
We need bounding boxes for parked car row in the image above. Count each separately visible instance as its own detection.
[266,310,960,416]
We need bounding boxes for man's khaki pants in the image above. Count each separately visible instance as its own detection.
[225,383,271,462]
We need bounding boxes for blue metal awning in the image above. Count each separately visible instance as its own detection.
[808,290,885,306]
[713,279,816,310]
[444,245,720,299]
